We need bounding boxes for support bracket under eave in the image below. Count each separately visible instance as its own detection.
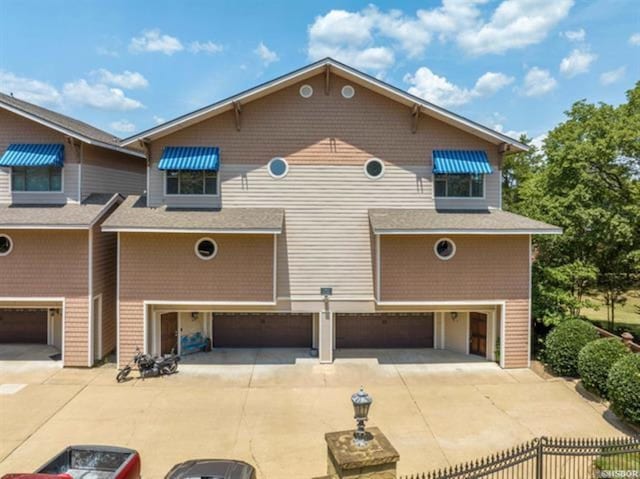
[411,104,420,134]
[497,142,511,169]
[138,139,151,166]
[325,64,331,95]
[233,101,242,131]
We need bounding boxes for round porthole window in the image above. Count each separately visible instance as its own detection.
[364,158,385,180]
[0,234,12,256]
[195,238,217,260]
[299,84,314,98]
[341,85,355,99]
[268,157,289,179]
[434,238,456,260]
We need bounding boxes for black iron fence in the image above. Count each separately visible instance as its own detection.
[401,436,640,479]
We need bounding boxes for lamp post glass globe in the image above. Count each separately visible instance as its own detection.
[351,387,373,446]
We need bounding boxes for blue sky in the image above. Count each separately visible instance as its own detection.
[1,0,638,144]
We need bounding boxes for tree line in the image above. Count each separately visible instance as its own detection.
[502,82,640,337]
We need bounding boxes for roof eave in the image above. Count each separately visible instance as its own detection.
[373,228,562,235]
[0,101,146,159]
[100,226,283,234]
[121,58,528,151]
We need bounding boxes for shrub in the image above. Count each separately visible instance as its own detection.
[577,338,630,398]
[544,319,598,377]
[607,354,640,426]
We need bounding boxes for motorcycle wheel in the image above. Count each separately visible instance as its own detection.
[168,362,178,374]
[116,366,131,383]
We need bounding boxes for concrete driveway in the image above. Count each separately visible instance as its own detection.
[0,348,630,479]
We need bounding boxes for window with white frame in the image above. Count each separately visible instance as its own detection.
[434,174,483,198]
[166,170,218,195]
[12,166,62,192]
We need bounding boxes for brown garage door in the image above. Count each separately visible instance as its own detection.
[212,313,312,347]
[0,309,48,344]
[336,313,434,348]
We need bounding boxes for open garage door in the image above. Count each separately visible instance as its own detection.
[336,313,434,348]
[0,309,48,344]
[212,313,312,348]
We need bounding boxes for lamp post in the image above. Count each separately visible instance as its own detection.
[351,387,373,447]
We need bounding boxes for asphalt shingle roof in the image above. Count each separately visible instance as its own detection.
[0,193,121,228]
[0,92,122,146]
[369,208,561,234]
[102,195,284,233]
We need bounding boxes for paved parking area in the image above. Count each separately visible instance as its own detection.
[0,347,630,478]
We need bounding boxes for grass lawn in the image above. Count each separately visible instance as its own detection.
[582,290,640,337]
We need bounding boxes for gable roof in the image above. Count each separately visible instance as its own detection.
[0,92,145,158]
[121,58,528,152]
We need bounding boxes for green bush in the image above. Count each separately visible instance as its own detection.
[577,338,630,398]
[607,354,640,426]
[544,319,598,377]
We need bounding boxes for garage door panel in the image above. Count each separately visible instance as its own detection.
[336,313,433,348]
[0,309,48,344]
[213,313,312,348]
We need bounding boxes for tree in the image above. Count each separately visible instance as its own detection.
[501,135,544,213]
[515,82,640,327]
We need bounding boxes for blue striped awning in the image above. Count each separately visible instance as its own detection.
[0,144,64,167]
[432,150,493,175]
[158,146,220,171]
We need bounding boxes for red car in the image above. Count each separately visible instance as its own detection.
[1,445,140,479]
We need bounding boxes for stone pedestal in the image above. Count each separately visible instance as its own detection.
[320,427,399,479]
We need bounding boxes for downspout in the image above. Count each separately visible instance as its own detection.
[78,141,83,203]
[87,225,93,367]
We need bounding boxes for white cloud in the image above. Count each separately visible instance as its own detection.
[493,123,526,140]
[473,71,515,96]
[307,1,574,75]
[189,41,223,54]
[129,29,183,55]
[457,0,574,55]
[522,67,557,97]
[559,49,597,77]
[110,119,136,133]
[600,66,626,85]
[152,115,166,125]
[531,132,547,149]
[629,33,640,46]
[404,67,513,107]
[92,69,148,89]
[63,80,143,111]
[254,42,279,65]
[561,28,585,42]
[0,70,62,105]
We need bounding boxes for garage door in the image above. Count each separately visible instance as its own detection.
[212,313,313,347]
[0,309,48,344]
[336,313,434,348]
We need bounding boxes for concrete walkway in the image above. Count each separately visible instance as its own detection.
[0,347,631,479]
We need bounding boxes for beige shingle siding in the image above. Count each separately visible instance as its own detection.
[143,73,501,299]
[118,233,275,362]
[0,229,89,366]
[91,203,119,358]
[379,234,530,368]
[81,144,146,200]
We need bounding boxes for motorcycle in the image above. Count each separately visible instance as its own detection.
[116,348,181,382]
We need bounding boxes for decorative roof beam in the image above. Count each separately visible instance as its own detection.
[325,64,331,95]
[411,104,420,134]
[233,101,242,131]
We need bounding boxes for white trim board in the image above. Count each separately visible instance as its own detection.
[373,229,562,235]
[101,226,282,234]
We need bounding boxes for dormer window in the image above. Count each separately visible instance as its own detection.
[432,150,492,199]
[12,166,62,192]
[166,170,218,195]
[0,144,64,192]
[434,174,483,198]
[158,146,220,196]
